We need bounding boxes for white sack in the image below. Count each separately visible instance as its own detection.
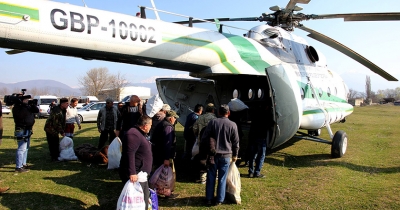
[228,98,249,112]
[146,94,164,118]
[107,137,122,169]
[58,137,78,161]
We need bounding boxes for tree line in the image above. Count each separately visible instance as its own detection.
[0,68,127,100]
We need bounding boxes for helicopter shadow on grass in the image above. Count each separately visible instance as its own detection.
[264,137,400,174]
[40,160,123,209]
[0,192,93,210]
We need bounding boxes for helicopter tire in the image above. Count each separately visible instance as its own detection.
[331,130,347,158]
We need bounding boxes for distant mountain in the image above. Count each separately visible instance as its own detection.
[0,80,159,97]
[0,80,81,96]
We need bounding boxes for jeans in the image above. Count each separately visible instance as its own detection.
[248,138,267,175]
[16,137,30,169]
[206,156,230,203]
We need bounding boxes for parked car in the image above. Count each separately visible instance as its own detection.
[34,95,58,118]
[77,101,118,122]
[76,96,99,109]
[394,101,400,106]
[2,105,11,115]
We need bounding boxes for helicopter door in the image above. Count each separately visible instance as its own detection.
[156,78,219,126]
[265,65,301,149]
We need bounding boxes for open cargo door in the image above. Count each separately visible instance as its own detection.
[156,78,219,126]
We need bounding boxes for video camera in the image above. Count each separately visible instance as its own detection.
[4,89,38,106]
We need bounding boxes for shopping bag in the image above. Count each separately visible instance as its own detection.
[149,165,174,196]
[191,139,200,158]
[117,181,145,210]
[226,162,241,204]
[108,137,122,169]
[149,188,158,210]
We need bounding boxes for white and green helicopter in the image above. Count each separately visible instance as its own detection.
[0,0,398,158]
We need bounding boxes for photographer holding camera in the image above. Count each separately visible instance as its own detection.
[8,90,39,173]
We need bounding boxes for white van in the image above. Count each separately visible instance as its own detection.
[76,96,99,109]
[34,95,58,118]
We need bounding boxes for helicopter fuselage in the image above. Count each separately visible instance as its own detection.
[0,0,354,149]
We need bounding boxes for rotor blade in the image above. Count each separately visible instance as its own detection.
[285,0,311,12]
[5,49,26,55]
[308,12,400,21]
[297,24,398,81]
[174,17,260,25]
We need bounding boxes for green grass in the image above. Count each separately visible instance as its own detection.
[0,105,400,209]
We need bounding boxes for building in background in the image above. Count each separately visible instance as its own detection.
[98,86,151,101]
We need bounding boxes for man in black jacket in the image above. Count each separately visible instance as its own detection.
[116,95,142,138]
[12,97,39,172]
[150,110,180,199]
[119,115,153,210]
[0,101,10,192]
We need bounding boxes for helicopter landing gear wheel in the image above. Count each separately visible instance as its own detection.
[331,130,347,158]
[308,129,321,136]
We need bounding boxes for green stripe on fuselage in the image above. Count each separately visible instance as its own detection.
[162,36,240,74]
[0,2,39,21]
[222,33,271,73]
[303,106,354,116]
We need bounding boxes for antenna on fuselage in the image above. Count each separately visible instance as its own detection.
[150,0,160,20]
[81,0,87,7]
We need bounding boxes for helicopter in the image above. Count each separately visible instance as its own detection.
[0,0,398,158]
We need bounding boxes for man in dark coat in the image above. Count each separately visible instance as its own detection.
[182,104,203,160]
[119,115,153,210]
[44,98,68,161]
[201,104,240,205]
[12,96,39,172]
[116,95,142,138]
[150,110,180,199]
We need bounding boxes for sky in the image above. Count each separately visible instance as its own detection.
[0,0,399,93]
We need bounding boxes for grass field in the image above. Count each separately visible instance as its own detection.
[0,105,399,210]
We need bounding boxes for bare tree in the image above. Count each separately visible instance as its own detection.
[78,68,110,97]
[30,87,39,96]
[0,87,9,96]
[109,71,128,101]
[365,76,371,104]
[348,88,359,99]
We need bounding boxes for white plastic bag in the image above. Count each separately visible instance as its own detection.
[146,94,164,118]
[58,137,78,161]
[228,98,249,112]
[191,139,199,158]
[226,162,241,204]
[117,181,145,210]
[107,137,122,169]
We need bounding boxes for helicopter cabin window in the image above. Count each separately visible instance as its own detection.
[257,89,264,99]
[334,87,338,95]
[300,88,305,100]
[248,89,254,100]
[327,87,331,97]
[233,89,239,99]
[319,88,323,97]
